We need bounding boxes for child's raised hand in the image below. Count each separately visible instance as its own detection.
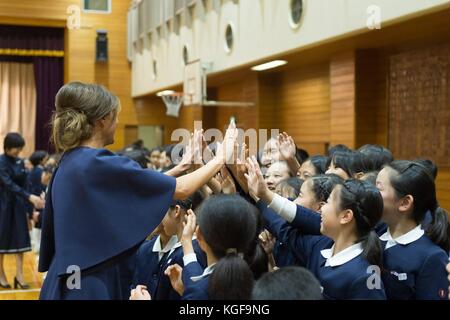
[278,132,296,161]
[129,285,151,300]
[259,229,276,255]
[182,209,197,241]
[244,156,271,202]
[220,166,237,194]
[165,264,184,296]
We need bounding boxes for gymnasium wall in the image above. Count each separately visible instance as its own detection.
[131,0,450,97]
[0,0,135,150]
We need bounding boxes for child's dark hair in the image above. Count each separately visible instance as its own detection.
[150,146,162,155]
[245,242,269,280]
[123,149,148,169]
[252,266,323,300]
[385,161,450,251]
[414,159,438,181]
[327,144,351,157]
[337,179,384,267]
[296,148,309,165]
[327,151,366,178]
[309,174,344,203]
[170,197,193,211]
[276,177,304,198]
[29,150,49,167]
[361,171,379,186]
[4,132,25,151]
[358,144,393,171]
[307,155,328,175]
[197,195,257,300]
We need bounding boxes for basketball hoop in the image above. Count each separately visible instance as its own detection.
[160,92,184,118]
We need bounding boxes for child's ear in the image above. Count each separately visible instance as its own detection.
[398,195,414,214]
[340,209,354,225]
[354,172,365,179]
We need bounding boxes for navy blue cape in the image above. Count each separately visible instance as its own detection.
[39,147,176,277]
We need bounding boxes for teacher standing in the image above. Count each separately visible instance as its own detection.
[39,82,236,300]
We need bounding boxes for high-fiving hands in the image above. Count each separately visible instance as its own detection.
[244,156,274,204]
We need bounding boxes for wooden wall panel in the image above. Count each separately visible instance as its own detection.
[388,43,450,167]
[355,50,389,147]
[211,73,259,133]
[277,63,331,155]
[330,51,356,149]
[437,168,450,211]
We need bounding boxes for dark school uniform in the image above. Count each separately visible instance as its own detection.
[380,226,449,300]
[0,154,31,253]
[181,254,214,301]
[275,201,449,300]
[133,235,207,300]
[263,205,386,300]
[27,165,45,228]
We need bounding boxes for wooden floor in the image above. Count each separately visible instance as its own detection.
[0,252,42,300]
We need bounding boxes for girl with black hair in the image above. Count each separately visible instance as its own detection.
[0,133,45,289]
[280,160,450,300]
[326,151,368,180]
[275,177,303,199]
[163,195,258,300]
[376,161,449,299]
[257,174,343,268]
[132,197,206,300]
[298,155,328,180]
[358,144,393,172]
[246,157,386,299]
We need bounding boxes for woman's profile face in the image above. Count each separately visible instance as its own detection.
[102,110,119,146]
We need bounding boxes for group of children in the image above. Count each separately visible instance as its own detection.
[122,132,450,300]
[2,128,449,300]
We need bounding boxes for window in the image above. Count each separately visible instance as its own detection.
[83,0,111,14]
[152,60,158,79]
[289,0,303,28]
[224,23,234,53]
[183,45,189,65]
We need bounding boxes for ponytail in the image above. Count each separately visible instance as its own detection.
[426,207,450,252]
[361,230,383,268]
[208,253,254,300]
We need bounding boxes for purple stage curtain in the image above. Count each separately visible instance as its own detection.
[0,25,64,152]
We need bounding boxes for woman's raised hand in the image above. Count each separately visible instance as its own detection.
[215,120,238,165]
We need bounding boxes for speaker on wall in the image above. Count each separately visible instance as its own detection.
[96,29,108,63]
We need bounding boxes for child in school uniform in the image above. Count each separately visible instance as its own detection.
[27,150,49,253]
[376,161,449,300]
[297,155,328,180]
[246,157,386,300]
[165,195,258,300]
[132,224,172,299]
[270,159,450,300]
[258,174,343,268]
[132,198,206,300]
[326,151,371,180]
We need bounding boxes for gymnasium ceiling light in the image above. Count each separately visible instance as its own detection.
[156,90,176,97]
[251,60,288,71]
